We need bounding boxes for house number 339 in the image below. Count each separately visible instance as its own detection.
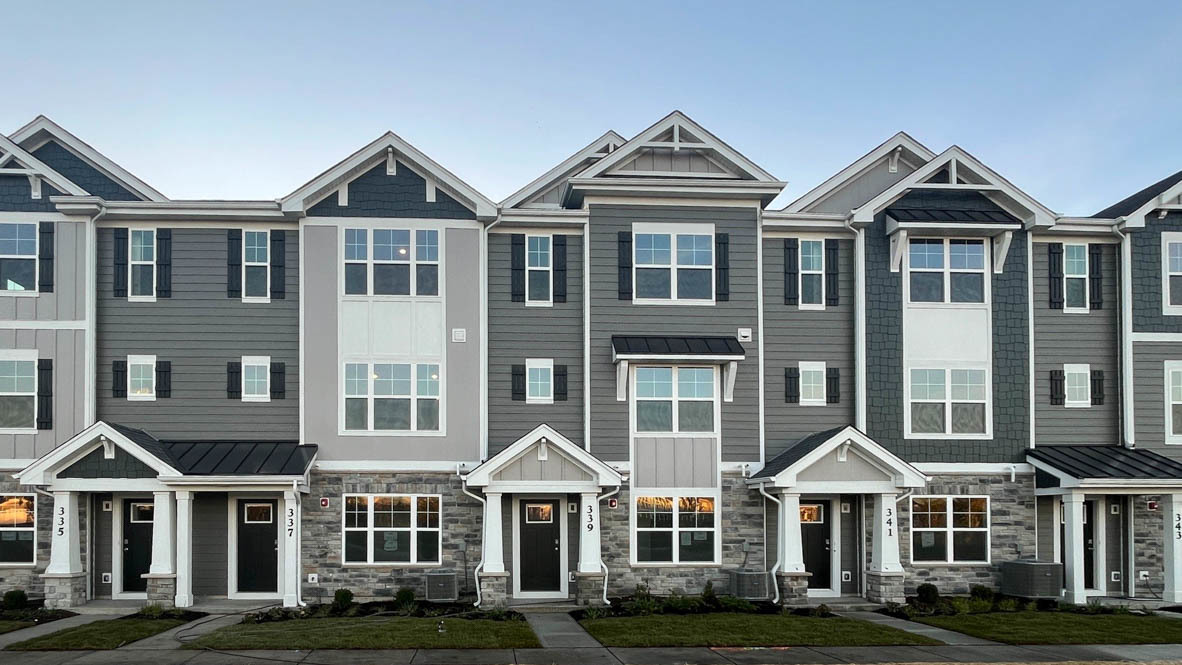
[586,505,595,532]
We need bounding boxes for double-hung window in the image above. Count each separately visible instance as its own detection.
[343,494,441,565]
[344,228,440,296]
[1166,361,1182,444]
[798,361,826,405]
[0,354,36,430]
[908,239,986,304]
[1064,363,1090,408]
[634,495,717,563]
[0,494,35,564]
[242,356,270,402]
[242,230,269,300]
[344,362,440,432]
[1063,243,1089,312]
[0,223,36,292]
[909,368,988,436]
[526,358,553,404]
[911,496,989,564]
[526,235,551,304]
[634,366,715,433]
[634,225,713,302]
[1163,233,1182,315]
[799,240,824,308]
[127,355,156,401]
[130,230,156,299]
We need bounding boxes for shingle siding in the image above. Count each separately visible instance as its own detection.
[1132,212,1182,332]
[0,175,60,212]
[307,163,475,219]
[31,141,140,201]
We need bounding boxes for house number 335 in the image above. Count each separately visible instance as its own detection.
[1174,512,1181,541]
[57,506,65,536]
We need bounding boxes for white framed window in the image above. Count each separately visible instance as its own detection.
[242,230,270,301]
[1161,233,1182,315]
[799,361,826,406]
[342,494,441,565]
[127,355,156,402]
[634,494,718,564]
[799,239,825,309]
[0,350,37,432]
[0,494,35,564]
[1064,363,1091,408]
[343,227,440,297]
[910,495,990,564]
[243,503,273,524]
[344,362,440,432]
[907,367,989,437]
[526,235,552,305]
[0,223,37,292]
[1063,243,1089,312]
[129,229,156,300]
[525,503,553,523]
[633,223,714,303]
[241,356,270,403]
[907,238,986,304]
[526,359,553,404]
[1165,361,1182,445]
[633,366,716,434]
[128,502,154,523]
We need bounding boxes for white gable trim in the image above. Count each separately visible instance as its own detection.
[464,423,622,488]
[0,134,89,197]
[15,421,182,485]
[785,132,936,214]
[1117,179,1182,229]
[501,131,626,209]
[750,426,927,489]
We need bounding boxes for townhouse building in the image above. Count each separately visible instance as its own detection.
[0,112,1179,611]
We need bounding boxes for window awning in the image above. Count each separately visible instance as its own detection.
[1028,445,1182,492]
[611,335,745,363]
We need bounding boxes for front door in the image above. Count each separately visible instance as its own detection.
[122,500,153,592]
[1060,500,1097,590]
[519,500,561,592]
[800,502,831,590]
[237,500,278,593]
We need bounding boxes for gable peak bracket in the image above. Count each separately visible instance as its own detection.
[992,231,1013,273]
[100,435,115,460]
[837,441,851,462]
[386,147,397,175]
[28,175,41,200]
[888,147,902,174]
[889,229,909,272]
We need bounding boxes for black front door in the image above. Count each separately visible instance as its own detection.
[1060,500,1097,589]
[122,500,153,592]
[520,500,561,592]
[237,500,278,593]
[801,502,831,590]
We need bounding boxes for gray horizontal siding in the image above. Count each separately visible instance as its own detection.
[0,221,87,321]
[1132,341,1182,460]
[1032,242,1119,445]
[95,227,299,439]
[0,328,86,459]
[762,237,855,458]
[487,232,583,453]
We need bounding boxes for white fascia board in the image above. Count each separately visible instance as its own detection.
[913,463,1035,474]
[612,353,745,364]
[500,130,626,209]
[463,423,622,487]
[16,421,182,485]
[784,131,937,213]
[1119,179,1182,229]
[0,134,88,197]
[1026,457,1081,488]
[761,212,853,234]
[79,199,293,223]
[10,115,168,201]
[758,425,928,489]
[1041,217,1123,238]
[566,178,785,207]
[494,209,589,230]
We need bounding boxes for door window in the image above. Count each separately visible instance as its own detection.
[129,502,154,523]
[244,503,273,524]
[525,503,553,523]
[800,504,824,523]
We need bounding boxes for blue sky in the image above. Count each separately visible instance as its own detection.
[2,1,1179,214]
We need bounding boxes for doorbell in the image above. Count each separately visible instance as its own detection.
[101,573,112,584]
[841,571,852,582]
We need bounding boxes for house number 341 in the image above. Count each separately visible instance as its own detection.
[884,507,894,537]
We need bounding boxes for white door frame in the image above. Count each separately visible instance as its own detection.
[226,494,283,600]
[803,495,842,598]
[1055,495,1108,598]
[511,494,569,600]
[111,493,150,600]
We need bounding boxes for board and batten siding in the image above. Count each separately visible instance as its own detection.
[587,205,760,463]
[1132,341,1182,460]
[761,237,855,459]
[1031,242,1119,445]
[95,227,299,439]
[193,492,229,596]
[0,328,85,458]
[487,232,583,453]
[0,221,88,322]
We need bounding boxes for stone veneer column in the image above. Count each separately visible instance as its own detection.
[867,493,905,604]
[1163,493,1182,603]
[143,491,177,607]
[1062,493,1087,604]
[776,571,811,606]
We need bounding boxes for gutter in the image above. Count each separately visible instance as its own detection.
[845,218,867,430]
[459,467,486,607]
[1115,225,1135,448]
[596,485,620,605]
[756,481,782,604]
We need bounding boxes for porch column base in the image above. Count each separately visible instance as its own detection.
[144,573,177,609]
[41,572,87,609]
[866,571,906,604]
[574,572,606,606]
[478,571,509,608]
[776,571,811,606]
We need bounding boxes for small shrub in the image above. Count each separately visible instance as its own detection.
[969,585,995,603]
[331,588,355,614]
[716,595,757,613]
[916,583,940,606]
[3,589,28,610]
[996,597,1021,612]
[662,591,705,614]
[701,580,718,609]
[948,597,972,615]
[138,603,165,619]
[395,587,416,607]
[624,584,661,616]
[582,605,611,620]
[967,598,993,614]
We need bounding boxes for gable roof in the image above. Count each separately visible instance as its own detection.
[785,131,937,213]
[0,133,89,197]
[463,423,621,488]
[1092,169,1182,219]
[750,425,927,488]
[501,130,626,209]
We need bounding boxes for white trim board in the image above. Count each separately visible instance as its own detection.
[511,495,569,600]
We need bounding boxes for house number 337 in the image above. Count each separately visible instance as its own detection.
[287,508,296,538]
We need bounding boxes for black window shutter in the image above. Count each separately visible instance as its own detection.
[826,367,840,404]
[1088,244,1103,310]
[553,235,567,303]
[1050,369,1065,405]
[36,359,52,430]
[784,238,799,305]
[37,222,54,293]
[785,367,800,404]
[227,230,242,298]
[510,234,525,302]
[511,364,526,401]
[271,230,286,300]
[271,362,286,399]
[715,233,730,302]
[112,360,127,398]
[113,228,128,297]
[227,361,241,399]
[156,361,171,398]
[554,365,568,401]
[1091,370,1104,405]
[618,231,633,300]
[156,228,172,298]
[1048,243,1063,310]
[825,239,839,306]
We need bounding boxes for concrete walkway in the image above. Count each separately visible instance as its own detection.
[0,612,122,650]
[837,610,999,646]
[521,611,602,648]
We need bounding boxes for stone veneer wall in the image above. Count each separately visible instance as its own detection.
[0,475,88,600]
[1133,495,1164,597]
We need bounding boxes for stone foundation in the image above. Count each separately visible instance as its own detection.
[574,572,606,606]
[145,574,176,608]
[866,571,905,604]
[42,573,87,609]
[478,571,508,607]
[775,571,810,606]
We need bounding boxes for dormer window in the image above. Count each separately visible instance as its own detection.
[907,238,985,304]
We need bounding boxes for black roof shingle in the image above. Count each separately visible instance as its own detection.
[1092,169,1182,219]
[751,426,849,480]
[1028,445,1182,481]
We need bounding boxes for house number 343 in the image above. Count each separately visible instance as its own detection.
[586,505,595,532]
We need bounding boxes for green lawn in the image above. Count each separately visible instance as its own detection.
[6,617,189,650]
[0,620,34,635]
[579,613,940,647]
[186,616,540,650]
[917,611,1182,644]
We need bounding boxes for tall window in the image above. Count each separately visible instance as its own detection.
[1063,244,1088,312]
[526,235,551,304]
[344,228,439,296]
[1163,234,1182,314]
[526,358,553,404]
[0,495,35,564]
[1166,361,1182,444]
[634,226,713,302]
[634,366,715,433]
[909,368,988,436]
[1064,363,1090,408]
[343,494,441,565]
[908,238,986,304]
[127,355,156,401]
[0,223,36,291]
[634,495,717,563]
[344,362,440,432]
[129,230,155,298]
[0,357,36,430]
[242,356,270,402]
[243,230,269,300]
[799,361,826,406]
[911,496,989,564]
[799,240,824,307]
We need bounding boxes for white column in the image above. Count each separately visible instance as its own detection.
[174,492,193,607]
[578,492,601,573]
[870,493,902,573]
[483,492,505,574]
[282,491,300,607]
[780,493,805,573]
[1163,493,1182,603]
[148,491,175,575]
[1063,493,1087,603]
[46,491,82,575]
